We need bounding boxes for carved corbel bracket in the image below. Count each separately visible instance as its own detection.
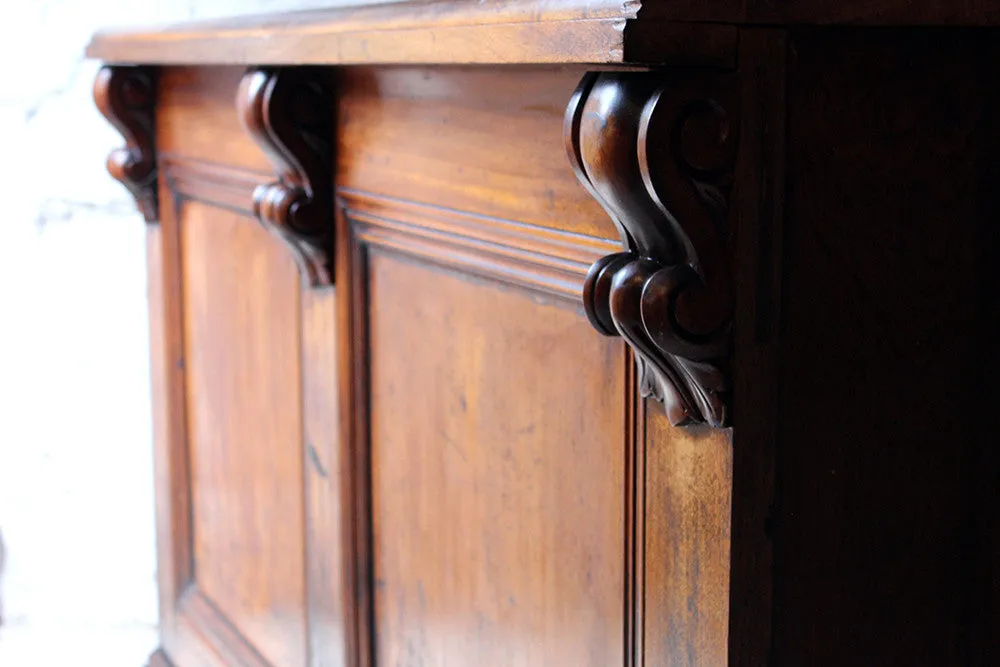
[238,68,334,287]
[94,66,158,222]
[565,72,736,428]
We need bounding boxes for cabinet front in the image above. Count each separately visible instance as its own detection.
[137,64,733,667]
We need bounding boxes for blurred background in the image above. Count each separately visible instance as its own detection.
[0,1,346,664]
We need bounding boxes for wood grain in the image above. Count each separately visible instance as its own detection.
[336,66,618,240]
[365,249,627,666]
[340,189,618,300]
[643,413,732,667]
[153,76,342,663]
[86,0,737,67]
[157,67,270,172]
[181,199,308,667]
[302,284,346,667]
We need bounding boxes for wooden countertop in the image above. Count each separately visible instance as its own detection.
[86,0,1000,68]
[84,0,736,67]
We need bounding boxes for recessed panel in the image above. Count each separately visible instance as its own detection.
[337,66,618,240]
[181,201,307,667]
[368,250,626,666]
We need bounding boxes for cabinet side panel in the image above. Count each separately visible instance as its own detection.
[775,28,1000,666]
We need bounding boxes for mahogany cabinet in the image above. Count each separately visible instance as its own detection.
[89,2,999,666]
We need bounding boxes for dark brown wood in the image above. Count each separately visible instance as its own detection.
[87,9,1000,667]
[94,65,158,222]
[85,0,1000,73]
[770,27,1000,666]
[238,67,334,286]
[727,27,786,667]
[746,0,1000,25]
[566,71,736,427]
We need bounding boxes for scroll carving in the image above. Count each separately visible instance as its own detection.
[238,68,334,286]
[94,66,158,222]
[565,73,735,427]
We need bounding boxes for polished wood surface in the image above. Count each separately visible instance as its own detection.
[146,67,344,667]
[85,0,1000,70]
[567,71,736,427]
[157,68,270,172]
[336,66,617,240]
[85,0,738,67]
[643,414,731,667]
[183,200,307,667]
[366,252,626,666]
[90,6,1000,667]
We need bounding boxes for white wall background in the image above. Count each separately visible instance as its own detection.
[0,2,367,665]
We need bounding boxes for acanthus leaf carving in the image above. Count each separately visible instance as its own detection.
[94,65,158,223]
[237,67,334,287]
[566,72,736,428]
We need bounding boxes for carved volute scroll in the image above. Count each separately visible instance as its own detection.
[94,66,158,222]
[238,68,334,286]
[565,72,736,427]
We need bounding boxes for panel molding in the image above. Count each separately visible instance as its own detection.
[340,189,619,302]
[161,157,263,215]
[162,153,340,292]
[342,189,632,667]
[148,189,195,663]
[566,71,737,428]
[153,170,343,667]
[336,199,374,667]
[158,189,289,667]
[178,589,274,667]
[623,350,646,667]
